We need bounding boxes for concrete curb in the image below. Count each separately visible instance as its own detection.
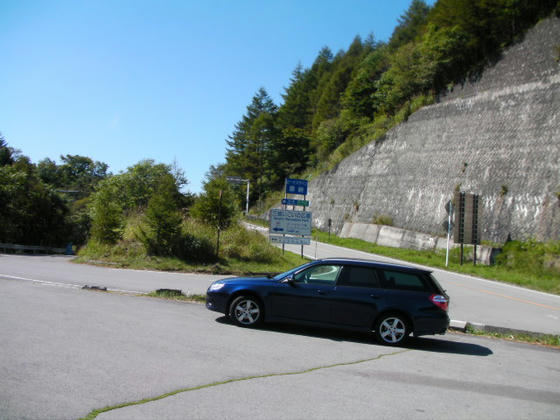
[449,319,558,339]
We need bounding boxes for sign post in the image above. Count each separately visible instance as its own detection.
[270,178,311,258]
[453,192,482,266]
[444,201,454,267]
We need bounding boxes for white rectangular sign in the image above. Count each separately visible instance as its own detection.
[269,209,312,236]
[269,235,311,245]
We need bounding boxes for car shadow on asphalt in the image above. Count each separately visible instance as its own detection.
[214,317,493,356]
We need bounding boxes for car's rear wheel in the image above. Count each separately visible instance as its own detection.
[374,313,409,346]
[229,296,263,327]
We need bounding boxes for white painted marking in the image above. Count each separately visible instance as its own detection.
[0,273,145,295]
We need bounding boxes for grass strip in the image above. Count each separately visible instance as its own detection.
[463,325,560,348]
[146,289,206,303]
[79,349,408,419]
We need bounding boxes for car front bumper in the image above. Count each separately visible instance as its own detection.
[205,292,229,314]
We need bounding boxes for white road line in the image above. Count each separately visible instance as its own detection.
[0,273,145,295]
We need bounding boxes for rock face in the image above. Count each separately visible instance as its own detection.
[308,17,560,243]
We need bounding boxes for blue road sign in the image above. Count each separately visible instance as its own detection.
[281,198,310,207]
[286,178,308,195]
[269,209,312,236]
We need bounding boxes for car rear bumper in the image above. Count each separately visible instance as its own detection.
[413,313,450,336]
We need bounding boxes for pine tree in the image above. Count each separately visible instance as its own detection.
[225,88,279,203]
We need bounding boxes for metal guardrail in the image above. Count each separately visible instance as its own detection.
[0,243,67,254]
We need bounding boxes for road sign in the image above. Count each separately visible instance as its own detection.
[453,192,482,245]
[269,235,311,245]
[226,176,248,184]
[270,209,312,236]
[281,198,310,207]
[286,178,308,195]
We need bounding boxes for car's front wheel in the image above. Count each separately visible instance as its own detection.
[229,296,263,327]
[374,313,409,346]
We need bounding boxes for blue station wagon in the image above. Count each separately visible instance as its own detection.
[206,258,449,345]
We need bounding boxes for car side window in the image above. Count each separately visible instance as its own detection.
[337,266,380,288]
[294,265,341,285]
[382,270,427,292]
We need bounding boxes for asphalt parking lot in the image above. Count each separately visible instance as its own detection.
[1,277,559,420]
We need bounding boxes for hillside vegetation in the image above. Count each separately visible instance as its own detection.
[218,0,559,209]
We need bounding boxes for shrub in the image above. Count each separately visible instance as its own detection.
[142,174,183,256]
[191,177,238,230]
[496,239,560,275]
[174,232,216,263]
[89,180,124,244]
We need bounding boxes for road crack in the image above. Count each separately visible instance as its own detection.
[80,349,409,419]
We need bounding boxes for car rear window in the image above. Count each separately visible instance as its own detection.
[382,270,428,292]
[338,266,380,288]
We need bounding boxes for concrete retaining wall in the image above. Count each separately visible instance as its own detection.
[340,222,495,265]
[307,18,560,243]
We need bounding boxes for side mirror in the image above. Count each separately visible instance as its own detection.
[282,275,296,285]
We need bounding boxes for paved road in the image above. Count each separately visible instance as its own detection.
[1,278,559,420]
[2,239,560,335]
[247,224,560,335]
[0,253,226,294]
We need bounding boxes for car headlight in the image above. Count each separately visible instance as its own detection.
[209,283,226,292]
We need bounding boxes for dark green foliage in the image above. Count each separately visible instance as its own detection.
[89,160,189,245]
[312,36,365,130]
[89,178,124,244]
[278,65,315,131]
[142,174,183,256]
[225,88,279,203]
[389,0,432,49]
[496,240,560,276]
[429,0,558,66]
[67,197,91,246]
[173,232,216,263]
[0,156,69,246]
[118,159,185,210]
[0,134,16,166]
[342,45,389,118]
[191,177,238,230]
[37,154,109,195]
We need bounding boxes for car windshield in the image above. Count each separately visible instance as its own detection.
[273,261,316,281]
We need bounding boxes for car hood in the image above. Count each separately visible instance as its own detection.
[216,276,278,286]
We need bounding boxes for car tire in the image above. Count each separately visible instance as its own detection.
[374,313,409,346]
[229,295,263,327]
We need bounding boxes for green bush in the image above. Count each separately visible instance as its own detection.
[191,177,238,230]
[219,224,278,262]
[142,174,183,256]
[174,232,216,263]
[496,239,560,276]
[89,180,124,244]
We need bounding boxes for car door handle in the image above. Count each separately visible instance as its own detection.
[370,294,381,299]
[317,290,326,295]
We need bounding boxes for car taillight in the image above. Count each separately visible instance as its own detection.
[430,294,448,311]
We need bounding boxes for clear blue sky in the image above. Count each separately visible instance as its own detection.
[1,0,434,193]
